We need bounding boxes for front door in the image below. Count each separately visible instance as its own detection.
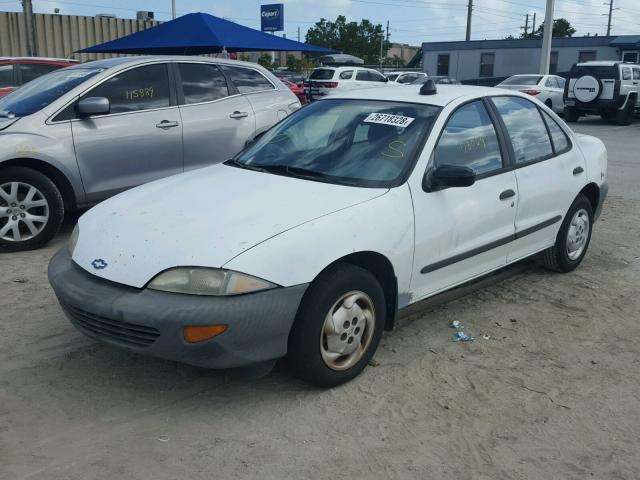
[71,63,183,203]
[176,62,256,172]
[410,99,518,300]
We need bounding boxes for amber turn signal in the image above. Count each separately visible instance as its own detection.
[183,325,227,343]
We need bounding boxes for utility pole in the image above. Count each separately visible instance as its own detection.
[604,0,618,36]
[465,0,473,41]
[172,0,176,19]
[21,0,36,57]
[531,12,537,34]
[539,0,554,74]
[521,13,530,37]
[386,20,389,42]
[297,26,300,42]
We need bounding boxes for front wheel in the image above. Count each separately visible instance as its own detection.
[287,263,386,387]
[539,194,593,273]
[0,167,64,252]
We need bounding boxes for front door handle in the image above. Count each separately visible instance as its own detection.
[573,166,584,175]
[229,111,249,119]
[156,120,179,129]
[499,189,516,200]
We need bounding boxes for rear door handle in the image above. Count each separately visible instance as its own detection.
[156,120,179,129]
[573,166,584,175]
[499,189,516,200]
[229,111,249,119]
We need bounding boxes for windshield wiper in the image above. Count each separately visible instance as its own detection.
[0,110,16,119]
[255,164,331,180]
[223,158,269,172]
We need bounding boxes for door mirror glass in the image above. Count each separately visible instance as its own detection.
[423,164,476,191]
[77,96,110,116]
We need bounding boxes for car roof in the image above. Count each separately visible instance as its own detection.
[67,55,274,71]
[0,56,79,63]
[327,84,499,107]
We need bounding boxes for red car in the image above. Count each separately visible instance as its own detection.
[278,77,307,105]
[0,57,79,97]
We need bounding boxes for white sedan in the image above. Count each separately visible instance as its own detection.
[496,74,566,113]
[48,82,607,387]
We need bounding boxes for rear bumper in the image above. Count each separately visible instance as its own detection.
[48,249,308,369]
[594,181,608,221]
[564,95,626,112]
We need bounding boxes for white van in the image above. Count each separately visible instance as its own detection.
[308,66,389,100]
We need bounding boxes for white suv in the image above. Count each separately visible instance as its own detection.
[564,61,639,125]
[308,66,389,100]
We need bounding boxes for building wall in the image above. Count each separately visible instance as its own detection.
[0,12,160,62]
[424,45,620,81]
[387,43,419,64]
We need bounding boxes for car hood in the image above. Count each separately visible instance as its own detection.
[72,164,388,288]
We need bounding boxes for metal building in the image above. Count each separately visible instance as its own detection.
[422,35,640,85]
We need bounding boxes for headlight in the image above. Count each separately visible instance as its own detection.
[68,224,79,255]
[147,268,278,296]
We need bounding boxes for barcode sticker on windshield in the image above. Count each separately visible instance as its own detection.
[364,113,415,127]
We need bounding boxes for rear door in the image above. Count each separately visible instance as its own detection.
[71,63,183,203]
[222,64,290,135]
[489,95,586,262]
[176,62,255,172]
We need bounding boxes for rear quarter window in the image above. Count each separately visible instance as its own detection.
[310,69,336,80]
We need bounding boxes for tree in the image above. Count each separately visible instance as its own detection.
[521,18,575,39]
[257,53,275,70]
[305,15,390,64]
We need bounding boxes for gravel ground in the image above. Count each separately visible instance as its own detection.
[1,118,639,480]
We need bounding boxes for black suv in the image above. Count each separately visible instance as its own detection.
[563,61,639,125]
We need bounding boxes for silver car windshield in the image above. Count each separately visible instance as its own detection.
[0,67,103,118]
[232,99,440,188]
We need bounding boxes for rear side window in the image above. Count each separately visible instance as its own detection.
[433,100,503,175]
[622,67,632,81]
[545,77,559,88]
[634,68,640,80]
[19,63,61,84]
[339,70,353,80]
[178,63,228,104]
[310,69,335,80]
[541,110,569,154]
[0,65,13,87]
[355,70,369,81]
[369,71,387,82]
[221,66,274,93]
[86,64,171,114]
[492,96,553,164]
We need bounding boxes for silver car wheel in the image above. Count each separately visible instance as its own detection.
[566,208,589,261]
[320,290,376,371]
[0,182,50,242]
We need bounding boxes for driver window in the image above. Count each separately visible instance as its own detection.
[84,64,171,114]
[432,100,503,175]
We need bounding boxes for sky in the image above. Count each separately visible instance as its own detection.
[1,0,639,45]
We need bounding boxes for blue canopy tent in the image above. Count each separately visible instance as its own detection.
[78,12,333,55]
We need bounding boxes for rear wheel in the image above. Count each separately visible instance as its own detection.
[0,167,64,252]
[564,106,580,122]
[287,263,386,388]
[539,194,593,273]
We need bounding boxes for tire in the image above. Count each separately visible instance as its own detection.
[287,263,386,388]
[0,167,64,252]
[539,194,593,273]
[564,106,580,122]
[600,109,615,120]
[615,99,634,126]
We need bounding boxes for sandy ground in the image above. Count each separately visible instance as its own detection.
[1,119,640,479]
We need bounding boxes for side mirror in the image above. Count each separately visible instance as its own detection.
[77,97,110,117]
[423,164,476,192]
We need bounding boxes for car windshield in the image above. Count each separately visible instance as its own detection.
[0,67,103,118]
[230,99,440,188]
[500,75,542,86]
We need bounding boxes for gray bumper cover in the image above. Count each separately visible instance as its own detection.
[48,249,308,369]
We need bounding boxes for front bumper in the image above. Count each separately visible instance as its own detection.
[48,249,308,369]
